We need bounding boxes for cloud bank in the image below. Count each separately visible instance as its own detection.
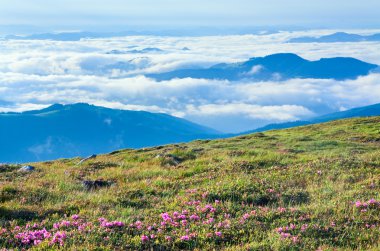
[1,31,380,132]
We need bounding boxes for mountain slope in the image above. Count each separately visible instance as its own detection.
[313,103,380,122]
[249,102,380,133]
[1,117,380,250]
[0,103,220,163]
[147,53,377,81]
[288,32,380,43]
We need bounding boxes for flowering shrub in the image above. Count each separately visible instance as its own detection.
[355,199,380,212]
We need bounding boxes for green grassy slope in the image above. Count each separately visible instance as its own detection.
[1,117,380,250]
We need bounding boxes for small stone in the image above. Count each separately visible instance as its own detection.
[158,154,183,166]
[18,165,35,172]
[82,180,113,190]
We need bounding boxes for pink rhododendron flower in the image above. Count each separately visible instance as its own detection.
[141,235,149,243]
[180,235,190,241]
[71,215,80,220]
[50,231,67,246]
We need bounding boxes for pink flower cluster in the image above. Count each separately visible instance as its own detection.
[276,223,300,243]
[72,214,80,220]
[5,214,95,248]
[0,228,7,235]
[239,210,257,224]
[189,214,200,221]
[141,235,150,243]
[160,211,191,228]
[50,231,67,246]
[99,218,125,228]
[355,199,380,212]
[277,223,296,234]
[53,220,71,229]
[185,200,202,206]
[14,228,51,246]
[2,189,319,249]
[180,235,190,241]
[135,197,226,244]
[197,204,216,213]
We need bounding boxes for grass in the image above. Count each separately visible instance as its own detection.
[1,117,380,250]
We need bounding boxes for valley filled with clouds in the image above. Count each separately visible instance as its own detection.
[1,30,380,132]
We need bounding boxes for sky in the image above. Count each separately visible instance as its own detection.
[1,0,380,31]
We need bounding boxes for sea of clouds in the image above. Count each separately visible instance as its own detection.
[1,30,380,132]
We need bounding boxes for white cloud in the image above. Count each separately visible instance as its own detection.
[185,103,314,121]
[247,65,263,75]
[0,32,380,132]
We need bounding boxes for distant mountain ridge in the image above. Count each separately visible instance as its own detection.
[106,48,163,54]
[147,53,378,81]
[2,28,280,40]
[5,32,126,41]
[288,32,380,43]
[4,31,174,41]
[0,103,221,163]
[246,103,380,133]
[2,102,380,163]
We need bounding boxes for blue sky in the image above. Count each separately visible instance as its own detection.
[0,0,380,30]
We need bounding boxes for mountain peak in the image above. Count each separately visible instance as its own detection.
[264,53,304,60]
[248,53,305,62]
[21,103,94,115]
[43,103,65,111]
[148,53,376,81]
[63,103,94,110]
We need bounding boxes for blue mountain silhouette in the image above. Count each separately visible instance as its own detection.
[288,32,380,43]
[147,53,377,81]
[0,103,220,163]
